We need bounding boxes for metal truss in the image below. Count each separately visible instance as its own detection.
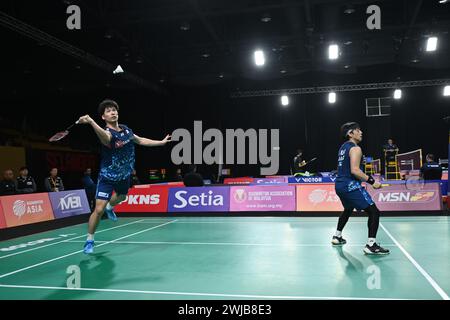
[230,79,450,98]
[0,11,165,94]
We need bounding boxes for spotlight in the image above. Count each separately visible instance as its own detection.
[426,37,438,52]
[254,50,265,66]
[394,89,402,99]
[328,44,339,60]
[328,92,336,103]
[281,95,289,106]
[444,86,450,96]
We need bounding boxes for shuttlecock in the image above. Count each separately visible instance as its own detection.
[113,65,124,74]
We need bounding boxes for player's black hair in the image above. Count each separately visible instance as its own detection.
[19,166,28,171]
[340,122,360,140]
[98,99,119,116]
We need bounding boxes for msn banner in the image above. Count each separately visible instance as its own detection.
[367,183,442,211]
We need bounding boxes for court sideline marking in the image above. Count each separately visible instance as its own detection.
[380,223,449,300]
[65,240,397,247]
[0,220,178,279]
[0,219,147,260]
[0,283,411,300]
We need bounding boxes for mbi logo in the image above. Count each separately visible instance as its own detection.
[173,190,224,208]
[125,194,160,205]
[59,193,82,210]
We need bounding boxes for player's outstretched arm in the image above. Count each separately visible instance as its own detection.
[133,134,171,147]
[77,115,112,146]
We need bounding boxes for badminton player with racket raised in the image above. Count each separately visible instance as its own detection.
[77,99,171,254]
[332,122,389,255]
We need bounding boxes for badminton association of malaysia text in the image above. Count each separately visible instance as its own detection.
[178,304,272,318]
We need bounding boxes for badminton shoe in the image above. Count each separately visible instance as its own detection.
[105,206,118,222]
[363,243,390,255]
[331,236,347,245]
[83,240,94,254]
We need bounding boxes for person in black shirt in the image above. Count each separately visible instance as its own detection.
[130,169,141,186]
[420,154,442,180]
[82,168,96,210]
[383,139,399,162]
[15,166,37,194]
[0,169,17,196]
[183,164,204,187]
[45,168,64,192]
[293,149,307,174]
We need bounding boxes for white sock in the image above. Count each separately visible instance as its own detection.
[87,233,94,241]
[367,238,376,246]
[106,203,113,210]
[335,230,342,237]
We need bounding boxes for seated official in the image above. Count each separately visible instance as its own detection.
[45,168,65,192]
[183,164,204,187]
[383,138,399,162]
[0,169,17,196]
[420,154,442,180]
[16,166,37,194]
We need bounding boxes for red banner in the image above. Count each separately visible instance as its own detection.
[114,186,169,212]
[0,202,6,229]
[46,151,98,172]
[0,193,55,227]
[224,177,254,185]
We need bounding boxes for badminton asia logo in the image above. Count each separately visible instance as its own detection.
[308,189,339,205]
[171,121,280,175]
[13,199,44,218]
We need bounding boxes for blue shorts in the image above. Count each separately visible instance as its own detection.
[335,183,374,210]
[96,176,131,201]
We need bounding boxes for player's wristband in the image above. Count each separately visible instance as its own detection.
[366,175,375,185]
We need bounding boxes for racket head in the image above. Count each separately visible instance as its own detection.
[405,175,425,191]
[49,130,69,142]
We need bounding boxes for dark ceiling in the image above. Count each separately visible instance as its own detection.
[1,0,449,97]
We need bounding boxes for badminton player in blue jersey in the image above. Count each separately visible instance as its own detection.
[77,99,171,254]
[332,122,389,255]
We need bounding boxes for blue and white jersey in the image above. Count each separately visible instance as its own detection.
[99,124,135,181]
[336,141,363,192]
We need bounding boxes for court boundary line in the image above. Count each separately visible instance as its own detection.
[380,223,450,300]
[0,220,178,280]
[64,240,397,247]
[0,284,411,300]
[0,219,148,260]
